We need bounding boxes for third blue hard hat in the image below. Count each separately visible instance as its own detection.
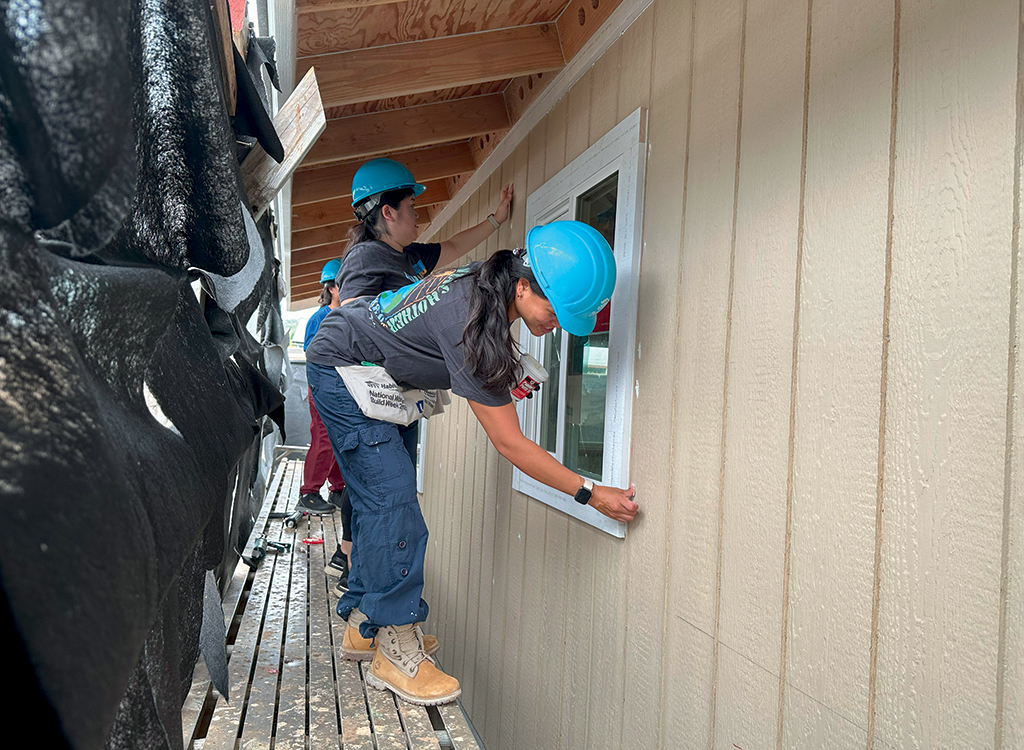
[351,158,426,219]
[320,258,341,284]
[525,221,616,337]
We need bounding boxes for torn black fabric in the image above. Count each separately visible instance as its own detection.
[0,0,287,747]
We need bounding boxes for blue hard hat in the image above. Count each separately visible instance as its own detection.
[351,158,426,219]
[320,258,341,284]
[525,221,616,337]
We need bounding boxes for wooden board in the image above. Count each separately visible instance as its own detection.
[293,143,474,205]
[241,66,327,218]
[298,0,566,57]
[291,179,450,232]
[304,95,510,167]
[295,24,564,109]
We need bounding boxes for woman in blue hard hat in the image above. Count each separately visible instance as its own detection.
[306,221,639,707]
[321,157,513,594]
[337,157,513,303]
[296,259,347,515]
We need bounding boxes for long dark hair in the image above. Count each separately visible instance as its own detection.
[344,187,416,254]
[462,249,546,392]
[317,281,334,307]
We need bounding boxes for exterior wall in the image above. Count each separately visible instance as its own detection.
[418,0,1024,747]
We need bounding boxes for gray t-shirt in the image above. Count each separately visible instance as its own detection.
[336,240,441,301]
[307,264,511,408]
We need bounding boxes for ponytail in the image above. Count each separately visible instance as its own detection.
[317,282,334,307]
[462,249,546,392]
[344,187,416,255]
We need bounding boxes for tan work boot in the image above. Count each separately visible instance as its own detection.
[365,623,461,706]
[340,607,439,660]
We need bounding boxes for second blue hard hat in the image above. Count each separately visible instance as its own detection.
[351,158,426,219]
[525,221,616,337]
[320,258,341,284]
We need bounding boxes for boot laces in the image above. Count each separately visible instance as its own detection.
[392,625,427,668]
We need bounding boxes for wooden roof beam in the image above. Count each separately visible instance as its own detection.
[292,179,450,232]
[296,0,401,13]
[295,23,565,109]
[303,94,510,168]
[292,142,474,205]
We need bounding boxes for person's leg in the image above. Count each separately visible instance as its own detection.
[298,390,338,514]
[308,363,428,630]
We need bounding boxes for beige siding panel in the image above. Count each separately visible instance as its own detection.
[782,0,892,746]
[664,0,745,743]
[528,97,572,749]
[644,2,712,746]
[497,127,547,749]
[589,34,621,148]
[512,117,557,747]
[559,73,598,750]
[877,0,1017,746]
[716,0,807,745]
[1003,70,1024,747]
[482,145,529,747]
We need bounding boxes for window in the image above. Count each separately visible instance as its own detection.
[514,107,646,538]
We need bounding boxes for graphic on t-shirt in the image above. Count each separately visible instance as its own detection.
[371,266,472,333]
[405,259,428,283]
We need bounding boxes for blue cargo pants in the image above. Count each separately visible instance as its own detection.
[306,362,428,638]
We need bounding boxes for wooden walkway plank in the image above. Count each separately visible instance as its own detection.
[306,512,343,748]
[202,463,298,749]
[401,704,442,750]
[438,702,484,749]
[238,511,295,750]
[362,663,409,750]
[269,510,309,750]
[322,511,377,750]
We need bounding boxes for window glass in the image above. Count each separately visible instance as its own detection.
[539,328,561,453]
[562,173,617,479]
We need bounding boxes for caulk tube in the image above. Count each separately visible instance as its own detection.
[510,353,549,401]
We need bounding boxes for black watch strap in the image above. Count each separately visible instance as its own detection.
[573,478,594,505]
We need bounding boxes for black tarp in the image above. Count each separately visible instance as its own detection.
[0,0,287,747]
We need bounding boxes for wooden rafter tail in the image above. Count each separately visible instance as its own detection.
[241,66,327,219]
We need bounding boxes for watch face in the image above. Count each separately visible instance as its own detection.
[574,485,592,504]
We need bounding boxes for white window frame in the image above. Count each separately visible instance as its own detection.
[416,419,427,494]
[513,107,646,538]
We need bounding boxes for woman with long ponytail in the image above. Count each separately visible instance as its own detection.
[306,221,638,708]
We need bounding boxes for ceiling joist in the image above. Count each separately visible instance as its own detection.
[296,0,401,14]
[303,94,511,167]
[292,142,475,205]
[295,23,565,109]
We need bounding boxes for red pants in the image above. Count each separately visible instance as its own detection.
[301,387,345,495]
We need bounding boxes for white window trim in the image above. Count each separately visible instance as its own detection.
[416,419,427,494]
[513,107,646,538]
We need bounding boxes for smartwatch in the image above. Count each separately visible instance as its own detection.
[573,478,594,505]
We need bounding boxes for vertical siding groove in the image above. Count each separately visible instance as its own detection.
[710,0,749,746]
[656,2,699,748]
[995,1,1024,746]
[865,0,900,746]
[776,1,814,748]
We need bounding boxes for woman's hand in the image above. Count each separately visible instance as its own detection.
[492,183,514,225]
[589,483,639,522]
